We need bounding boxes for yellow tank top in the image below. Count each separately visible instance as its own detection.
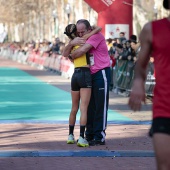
[72,45,89,68]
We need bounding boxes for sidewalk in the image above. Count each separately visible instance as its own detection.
[0,57,156,170]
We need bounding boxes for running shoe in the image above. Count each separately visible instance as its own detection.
[67,134,75,144]
[77,136,89,147]
[89,139,105,146]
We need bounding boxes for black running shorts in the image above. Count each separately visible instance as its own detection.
[149,117,170,137]
[71,67,92,91]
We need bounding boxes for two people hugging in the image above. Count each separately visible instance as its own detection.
[63,19,110,147]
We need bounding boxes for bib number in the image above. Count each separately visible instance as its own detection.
[89,54,95,66]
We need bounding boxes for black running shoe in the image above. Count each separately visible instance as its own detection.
[85,136,94,142]
[89,139,105,146]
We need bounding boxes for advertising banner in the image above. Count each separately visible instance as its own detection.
[84,0,133,38]
[84,0,114,12]
[105,24,129,39]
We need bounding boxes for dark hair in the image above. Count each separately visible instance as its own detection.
[107,38,112,44]
[163,0,169,9]
[76,19,91,30]
[130,35,137,42]
[113,42,117,47]
[117,44,123,49]
[122,40,127,44]
[120,32,125,35]
[119,37,126,44]
[131,40,137,44]
[126,40,131,43]
[64,24,77,40]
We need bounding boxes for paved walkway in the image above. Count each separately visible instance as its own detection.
[0,57,156,170]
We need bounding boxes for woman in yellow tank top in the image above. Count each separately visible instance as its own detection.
[64,24,101,147]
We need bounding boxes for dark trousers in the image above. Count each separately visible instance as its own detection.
[110,67,114,91]
[86,67,110,141]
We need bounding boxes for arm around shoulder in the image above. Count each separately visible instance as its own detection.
[62,41,73,58]
[72,43,93,59]
[62,37,86,57]
[83,26,102,40]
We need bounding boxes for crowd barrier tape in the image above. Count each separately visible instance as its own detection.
[0,47,155,96]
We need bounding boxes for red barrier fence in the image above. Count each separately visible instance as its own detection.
[26,50,74,78]
[0,47,74,79]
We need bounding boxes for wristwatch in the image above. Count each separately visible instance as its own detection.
[68,54,72,60]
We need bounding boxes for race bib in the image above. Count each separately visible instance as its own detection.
[89,53,95,66]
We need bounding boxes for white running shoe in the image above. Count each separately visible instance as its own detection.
[67,134,75,144]
[77,136,89,147]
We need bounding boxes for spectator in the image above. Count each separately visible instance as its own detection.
[106,38,116,91]
[116,44,129,60]
[126,40,132,53]
[130,34,137,42]
[119,32,126,44]
[130,40,141,63]
[47,37,60,55]
[119,32,126,39]
[122,40,127,52]
[106,38,113,52]
[33,39,40,53]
